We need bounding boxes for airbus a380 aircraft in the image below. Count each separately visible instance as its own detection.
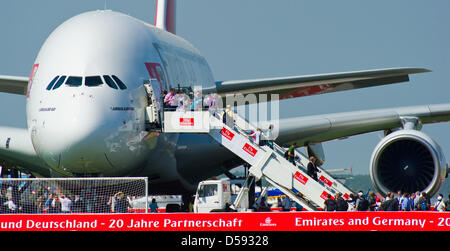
[0,0,449,198]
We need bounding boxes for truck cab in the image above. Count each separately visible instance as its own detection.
[193,178,232,213]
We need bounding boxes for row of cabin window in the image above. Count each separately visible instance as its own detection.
[46,75,127,90]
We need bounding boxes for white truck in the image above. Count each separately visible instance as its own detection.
[193,178,252,213]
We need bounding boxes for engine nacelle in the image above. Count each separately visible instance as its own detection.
[370,130,447,197]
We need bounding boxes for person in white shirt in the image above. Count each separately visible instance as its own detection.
[264,124,275,149]
[434,194,446,212]
[248,128,262,146]
[413,191,421,210]
[4,197,17,212]
[60,195,72,213]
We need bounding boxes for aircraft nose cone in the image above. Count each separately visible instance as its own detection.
[32,93,111,174]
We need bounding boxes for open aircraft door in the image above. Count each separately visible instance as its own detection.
[144,79,163,130]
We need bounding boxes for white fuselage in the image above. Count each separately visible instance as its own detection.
[26,10,231,193]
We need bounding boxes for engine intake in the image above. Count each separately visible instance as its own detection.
[370,130,447,197]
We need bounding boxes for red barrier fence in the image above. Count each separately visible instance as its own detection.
[0,212,449,231]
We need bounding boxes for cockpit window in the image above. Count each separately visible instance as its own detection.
[46,75,127,90]
[65,76,83,87]
[52,76,67,90]
[111,75,127,90]
[46,76,60,90]
[103,75,118,89]
[85,76,103,87]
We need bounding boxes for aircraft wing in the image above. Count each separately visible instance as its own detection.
[208,67,429,102]
[0,67,427,98]
[0,75,29,95]
[275,103,450,146]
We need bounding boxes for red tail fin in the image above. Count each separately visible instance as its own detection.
[155,0,176,34]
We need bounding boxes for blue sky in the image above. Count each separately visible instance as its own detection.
[1,0,450,175]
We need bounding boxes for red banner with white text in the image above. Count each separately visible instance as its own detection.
[0,212,449,231]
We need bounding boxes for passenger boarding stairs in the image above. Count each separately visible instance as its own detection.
[161,110,354,211]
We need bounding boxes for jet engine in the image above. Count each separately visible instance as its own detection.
[370,130,447,197]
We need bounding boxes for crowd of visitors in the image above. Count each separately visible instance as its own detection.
[162,88,218,112]
[322,190,450,212]
[256,190,450,212]
[0,185,137,214]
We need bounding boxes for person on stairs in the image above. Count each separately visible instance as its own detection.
[307,156,321,181]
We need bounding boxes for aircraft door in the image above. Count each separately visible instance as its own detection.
[144,79,163,130]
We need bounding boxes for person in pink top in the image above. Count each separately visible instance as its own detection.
[164,88,176,110]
